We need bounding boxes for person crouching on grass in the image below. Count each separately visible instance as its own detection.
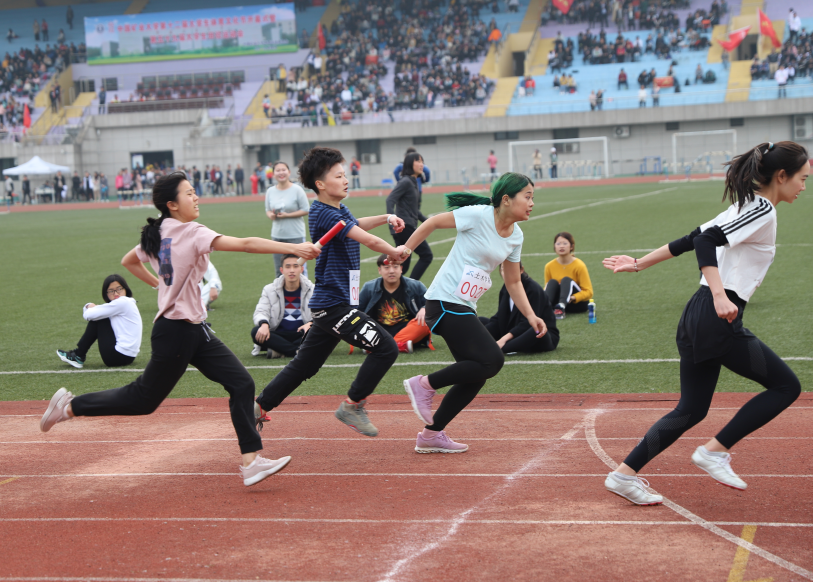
[544,231,593,319]
[357,254,432,354]
[56,274,142,369]
[254,147,407,438]
[251,253,314,359]
[40,171,321,487]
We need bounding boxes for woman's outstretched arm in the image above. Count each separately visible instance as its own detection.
[401,212,456,257]
[603,244,674,273]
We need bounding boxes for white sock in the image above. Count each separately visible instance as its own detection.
[422,428,439,439]
[700,445,727,457]
[612,471,637,481]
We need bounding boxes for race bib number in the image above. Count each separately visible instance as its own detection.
[454,265,491,301]
[349,270,360,305]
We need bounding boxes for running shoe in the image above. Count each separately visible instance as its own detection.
[397,340,414,354]
[604,472,663,505]
[40,387,74,432]
[266,349,282,359]
[691,446,747,490]
[415,430,468,453]
[335,399,378,437]
[254,401,269,432]
[251,344,262,356]
[554,304,566,320]
[403,375,435,424]
[56,349,84,369]
[240,455,291,486]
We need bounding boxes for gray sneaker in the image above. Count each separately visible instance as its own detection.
[335,399,378,437]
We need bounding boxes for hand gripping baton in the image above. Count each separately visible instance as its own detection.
[297,220,346,265]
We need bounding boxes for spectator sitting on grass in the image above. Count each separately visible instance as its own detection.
[544,231,593,320]
[480,263,559,354]
[358,254,431,354]
[251,254,314,359]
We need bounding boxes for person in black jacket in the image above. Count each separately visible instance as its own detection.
[480,264,559,354]
[386,151,433,281]
[235,164,244,195]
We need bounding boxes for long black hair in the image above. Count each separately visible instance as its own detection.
[723,141,809,209]
[140,171,188,259]
[101,274,133,303]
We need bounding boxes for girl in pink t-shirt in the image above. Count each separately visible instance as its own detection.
[40,172,320,487]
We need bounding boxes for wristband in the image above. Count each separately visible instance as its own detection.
[386,214,394,225]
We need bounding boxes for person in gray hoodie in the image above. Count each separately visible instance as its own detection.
[251,254,314,358]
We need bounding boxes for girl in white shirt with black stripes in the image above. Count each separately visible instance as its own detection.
[602,141,809,506]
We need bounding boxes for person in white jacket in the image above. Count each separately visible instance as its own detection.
[199,260,222,310]
[57,274,142,368]
[251,254,314,358]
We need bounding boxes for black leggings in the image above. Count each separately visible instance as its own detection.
[393,225,433,281]
[71,318,262,455]
[251,326,304,357]
[624,336,801,472]
[257,303,398,411]
[545,277,589,312]
[75,317,135,367]
[425,300,505,431]
[479,316,557,353]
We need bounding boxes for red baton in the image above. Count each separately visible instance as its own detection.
[297,220,346,265]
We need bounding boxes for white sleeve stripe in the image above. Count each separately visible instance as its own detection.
[721,205,772,235]
[720,200,770,233]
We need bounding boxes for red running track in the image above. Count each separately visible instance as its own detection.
[1,392,811,582]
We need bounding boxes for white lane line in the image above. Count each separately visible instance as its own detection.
[0,578,334,582]
[377,410,598,582]
[584,410,813,580]
[2,436,809,444]
[4,357,812,374]
[0,517,811,527]
[1,473,810,479]
[3,406,813,418]
[360,187,679,263]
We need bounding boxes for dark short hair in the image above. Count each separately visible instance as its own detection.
[281,253,299,265]
[102,274,133,303]
[553,231,575,251]
[405,147,417,155]
[402,152,424,177]
[298,147,345,193]
[376,254,402,268]
[273,161,290,170]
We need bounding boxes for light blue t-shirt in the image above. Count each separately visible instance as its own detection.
[425,204,523,309]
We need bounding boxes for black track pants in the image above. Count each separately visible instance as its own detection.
[71,318,262,455]
[623,336,800,472]
[425,300,505,431]
[250,326,303,357]
[479,316,557,354]
[256,303,398,411]
[75,317,135,367]
[545,277,588,312]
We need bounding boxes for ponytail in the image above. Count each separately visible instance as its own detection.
[723,141,809,209]
[445,172,533,211]
[139,170,188,258]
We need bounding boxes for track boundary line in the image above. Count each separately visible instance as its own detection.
[1,472,811,479]
[0,517,811,527]
[584,410,813,580]
[3,357,812,375]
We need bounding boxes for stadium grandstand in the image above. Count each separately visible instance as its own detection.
[1,0,812,199]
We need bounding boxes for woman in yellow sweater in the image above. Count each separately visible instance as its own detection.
[544,231,593,319]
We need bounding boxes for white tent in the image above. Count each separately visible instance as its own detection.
[2,156,70,176]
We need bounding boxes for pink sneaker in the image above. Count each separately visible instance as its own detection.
[403,375,435,424]
[240,455,292,486]
[40,387,73,433]
[415,430,468,453]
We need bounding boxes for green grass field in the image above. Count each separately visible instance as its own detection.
[1,181,810,401]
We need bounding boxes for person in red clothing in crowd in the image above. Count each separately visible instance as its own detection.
[250,170,259,195]
[618,68,629,90]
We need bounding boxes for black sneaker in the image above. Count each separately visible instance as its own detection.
[56,349,85,369]
[554,304,566,320]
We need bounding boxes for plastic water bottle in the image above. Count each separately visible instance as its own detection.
[588,299,596,324]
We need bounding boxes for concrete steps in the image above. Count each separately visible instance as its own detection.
[485,77,520,117]
[725,60,752,102]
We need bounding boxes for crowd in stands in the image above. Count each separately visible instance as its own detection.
[267,0,499,122]
[542,0,725,32]
[749,16,811,83]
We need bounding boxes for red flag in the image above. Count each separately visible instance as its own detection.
[758,9,781,48]
[23,103,31,129]
[552,0,572,15]
[717,26,750,52]
[317,22,326,51]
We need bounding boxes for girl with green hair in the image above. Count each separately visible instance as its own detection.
[397,172,547,453]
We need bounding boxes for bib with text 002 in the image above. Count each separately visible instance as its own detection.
[454,265,492,302]
[349,270,360,305]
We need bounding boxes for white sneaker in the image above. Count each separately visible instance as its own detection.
[605,472,663,506]
[691,446,747,490]
[239,455,291,486]
[251,344,262,356]
[40,387,74,432]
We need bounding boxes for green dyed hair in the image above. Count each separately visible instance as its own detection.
[445,172,534,211]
